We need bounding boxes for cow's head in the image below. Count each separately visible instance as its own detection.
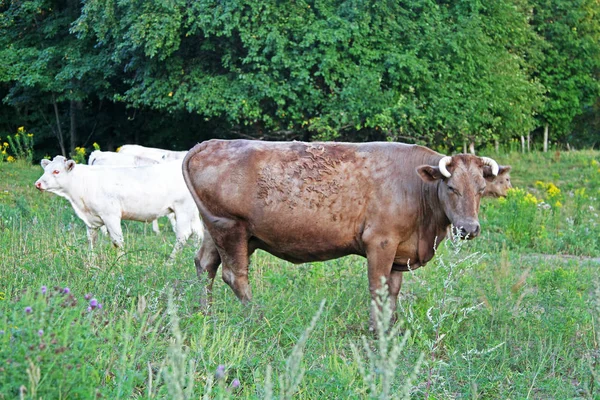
[417,154,499,239]
[482,166,512,198]
[35,156,77,194]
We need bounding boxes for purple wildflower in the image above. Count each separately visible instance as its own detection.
[231,378,240,389]
[41,286,47,295]
[25,306,32,314]
[87,306,92,312]
[89,298,98,308]
[98,303,102,310]
[84,293,91,300]
[38,329,44,337]
[63,287,70,295]
[215,364,226,379]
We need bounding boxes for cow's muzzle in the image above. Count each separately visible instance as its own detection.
[456,221,480,240]
[35,181,44,191]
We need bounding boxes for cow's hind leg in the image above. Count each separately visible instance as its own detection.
[213,224,252,304]
[195,230,221,308]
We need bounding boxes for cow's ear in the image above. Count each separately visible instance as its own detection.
[65,160,76,172]
[498,165,511,175]
[417,165,445,182]
[40,159,50,168]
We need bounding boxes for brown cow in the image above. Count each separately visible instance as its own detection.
[483,166,512,198]
[183,140,500,329]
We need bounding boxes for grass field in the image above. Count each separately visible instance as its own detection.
[1,149,599,399]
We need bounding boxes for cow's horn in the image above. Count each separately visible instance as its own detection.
[481,156,499,176]
[438,156,452,178]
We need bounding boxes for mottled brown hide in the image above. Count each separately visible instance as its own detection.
[182,139,497,329]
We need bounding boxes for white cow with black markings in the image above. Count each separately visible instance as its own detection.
[35,155,203,259]
[118,144,187,162]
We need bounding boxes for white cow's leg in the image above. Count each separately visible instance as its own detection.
[167,213,177,233]
[152,219,161,235]
[168,212,193,259]
[102,216,124,250]
[86,226,99,250]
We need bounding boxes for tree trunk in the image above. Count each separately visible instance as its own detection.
[70,99,77,153]
[463,139,467,154]
[543,124,549,152]
[494,139,499,154]
[52,94,67,157]
[527,133,531,152]
[469,141,475,155]
[521,135,525,153]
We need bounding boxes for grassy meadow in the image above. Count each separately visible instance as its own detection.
[1,149,600,399]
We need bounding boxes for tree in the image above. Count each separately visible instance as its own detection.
[0,0,113,155]
[531,0,600,151]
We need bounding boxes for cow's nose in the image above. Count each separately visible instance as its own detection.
[35,181,42,190]
[459,222,480,239]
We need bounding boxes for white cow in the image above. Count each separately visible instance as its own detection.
[88,150,159,167]
[88,150,173,234]
[35,156,203,259]
[118,144,187,162]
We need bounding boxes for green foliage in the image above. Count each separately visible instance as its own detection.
[531,0,600,140]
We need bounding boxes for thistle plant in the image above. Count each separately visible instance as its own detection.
[399,229,491,398]
[350,280,423,399]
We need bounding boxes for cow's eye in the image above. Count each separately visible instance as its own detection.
[52,170,60,175]
[448,186,459,195]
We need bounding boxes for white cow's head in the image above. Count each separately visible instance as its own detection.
[35,156,77,195]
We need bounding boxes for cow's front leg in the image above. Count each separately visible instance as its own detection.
[365,240,399,332]
[387,270,403,326]
[102,216,125,255]
[86,226,99,250]
[151,219,161,235]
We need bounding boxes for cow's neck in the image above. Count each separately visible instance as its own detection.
[49,168,94,223]
[416,180,450,266]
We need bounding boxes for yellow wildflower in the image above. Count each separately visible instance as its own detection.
[93,142,100,150]
[2,142,8,147]
[116,146,122,152]
[546,183,560,198]
[17,126,24,133]
[27,133,33,137]
[591,159,598,167]
[554,201,562,208]
[7,156,15,162]
[168,92,173,97]
[524,192,539,205]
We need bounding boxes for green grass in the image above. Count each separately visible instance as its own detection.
[1,150,599,399]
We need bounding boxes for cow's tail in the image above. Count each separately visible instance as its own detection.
[182,141,215,222]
